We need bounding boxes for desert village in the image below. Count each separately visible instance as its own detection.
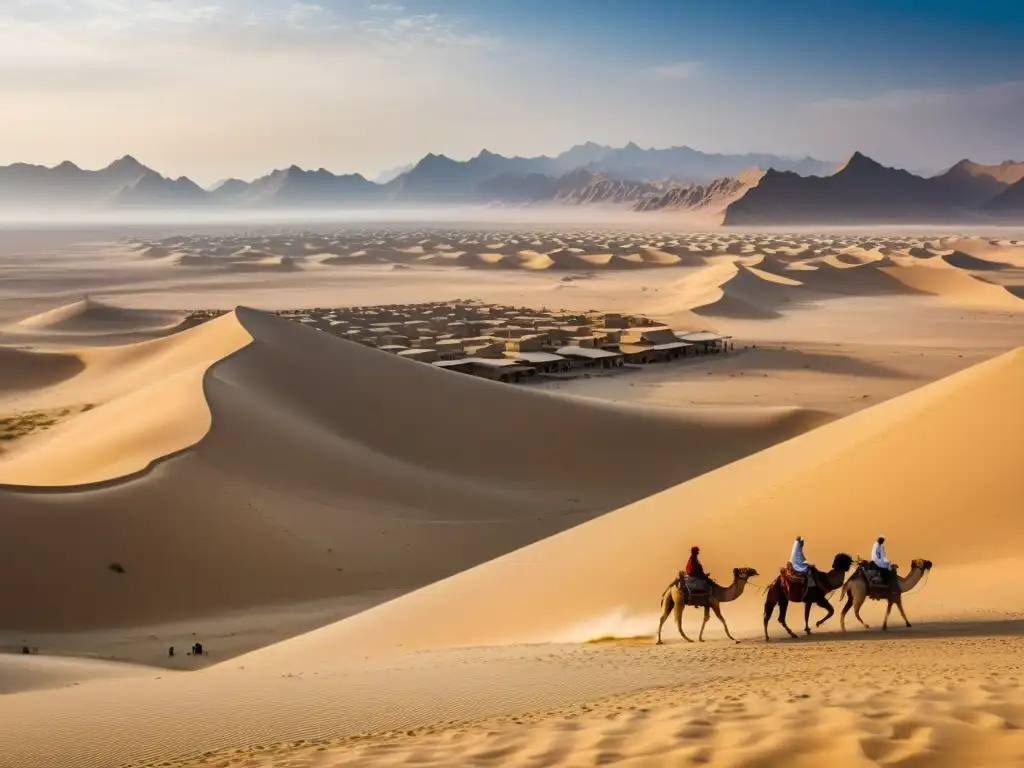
[185,302,732,384]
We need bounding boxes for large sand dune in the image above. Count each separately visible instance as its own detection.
[0,312,253,484]
[243,346,1023,663]
[0,309,825,631]
[11,298,184,336]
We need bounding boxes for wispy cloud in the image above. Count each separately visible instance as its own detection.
[285,2,324,28]
[646,61,703,81]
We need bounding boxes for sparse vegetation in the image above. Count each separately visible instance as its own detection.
[0,404,95,444]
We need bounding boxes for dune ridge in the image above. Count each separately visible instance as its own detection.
[12,298,185,335]
[0,312,254,486]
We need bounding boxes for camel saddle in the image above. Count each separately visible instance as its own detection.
[682,576,716,607]
[857,561,900,599]
[779,562,807,602]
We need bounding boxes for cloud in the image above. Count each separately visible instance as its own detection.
[285,2,323,28]
[646,61,703,81]
[0,0,507,179]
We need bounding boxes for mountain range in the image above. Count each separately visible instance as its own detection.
[722,153,1024,225]
[1,144,1023,222]
[0,142,831,213]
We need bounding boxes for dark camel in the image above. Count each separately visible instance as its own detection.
[763,553,853,641]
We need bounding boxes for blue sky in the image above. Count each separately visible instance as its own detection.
[1,0,1021,181]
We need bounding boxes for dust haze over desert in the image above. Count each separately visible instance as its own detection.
[2,2,1024,768]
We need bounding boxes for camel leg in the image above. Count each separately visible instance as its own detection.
[675,599,694,643]
[763,597,776,642]
[699,606,711,642]
[777,595,799,639]
[840,591,853,632]
[803,599,816,634]
[656,596,672,644]
[852,591,870,629]
[882,600,894,630]
[895,595,912,628]
[713,603,739,643]
[814,595,835,628]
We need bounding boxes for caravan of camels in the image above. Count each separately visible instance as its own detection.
[656,535,934,644]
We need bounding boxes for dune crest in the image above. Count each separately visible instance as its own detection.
[12,298,185,335]
[0,312,253,485]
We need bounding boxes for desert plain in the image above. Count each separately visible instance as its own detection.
[1,223,1023,768]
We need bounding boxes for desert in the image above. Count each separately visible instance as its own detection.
[8,1,1024,763]
[0,218,1021,767]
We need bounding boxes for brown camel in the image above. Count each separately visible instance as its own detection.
[763,553,854,641]
[840,558,933,631]
[656,567,759,644]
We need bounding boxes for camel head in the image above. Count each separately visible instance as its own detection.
[910,558,933,571]
[733,567,759,581]
[831,553,854,572]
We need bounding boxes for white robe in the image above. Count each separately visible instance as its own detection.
[871,541,891,569]
[790,540,810,573]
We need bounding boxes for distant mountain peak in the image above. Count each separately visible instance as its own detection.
[107,154,145,171]
[838,151,888,174]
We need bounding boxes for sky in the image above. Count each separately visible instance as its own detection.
[1,0,1022,183]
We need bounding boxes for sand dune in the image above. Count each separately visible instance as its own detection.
[242,346,1023,662]
[882,264,1024,308]
[681,255,1023,319]
[0,655,155,696]
[0,312,253,484]
[938,250,1014,271]
[0,348,84,393]
[684,262,814,319]
[948,237,1024,268]
[0,309,826,632]
[11,299,184,336]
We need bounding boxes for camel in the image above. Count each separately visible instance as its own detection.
[763,553,854,641]
[840,558,933,631]
[656,567,759,645]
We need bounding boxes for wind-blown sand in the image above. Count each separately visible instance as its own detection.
[1,227,1022,768]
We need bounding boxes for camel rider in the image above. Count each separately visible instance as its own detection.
[684,546,710,593]
[790,536,816,590]
[871,535,895,585]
